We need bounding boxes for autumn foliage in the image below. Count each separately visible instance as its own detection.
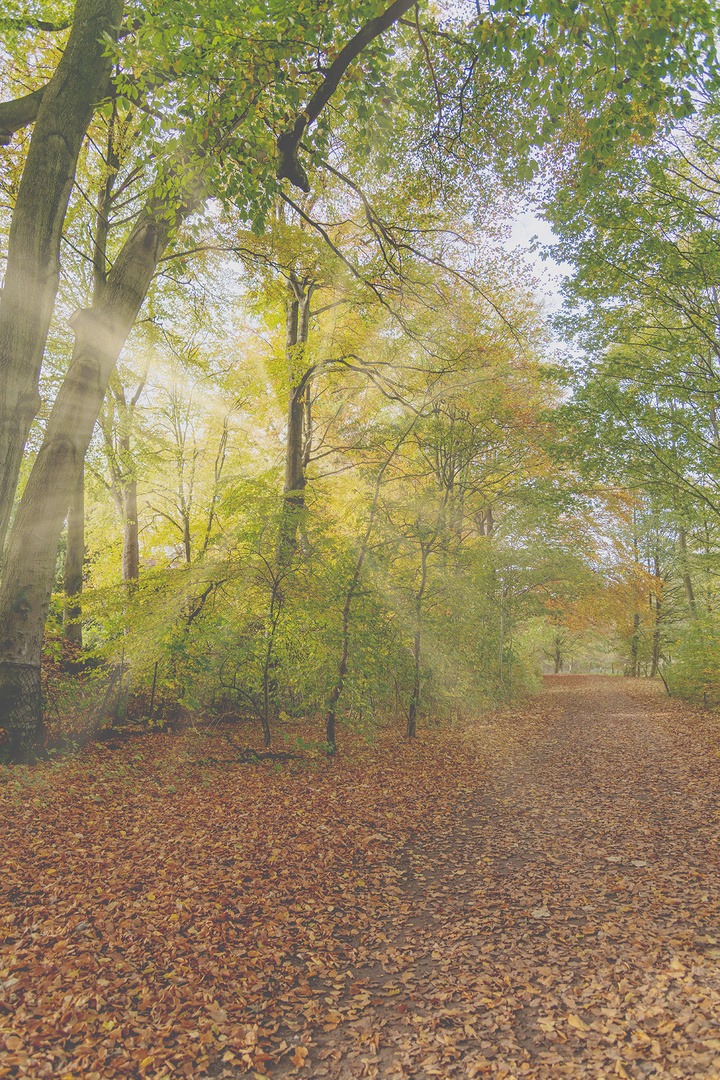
[4,677,720,1079]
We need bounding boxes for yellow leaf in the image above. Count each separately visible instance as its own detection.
[291,1045,308,1067]
[568,1013,590,1032]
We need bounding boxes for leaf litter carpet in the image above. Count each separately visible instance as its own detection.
[2,676,720,1078]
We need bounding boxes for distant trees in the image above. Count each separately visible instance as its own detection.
[547,94,720,689]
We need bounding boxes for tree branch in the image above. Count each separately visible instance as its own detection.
[0,85,46,145]
[0,17,71,32]
[276,0,415,191]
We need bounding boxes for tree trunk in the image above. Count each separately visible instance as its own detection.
[629,611,640,678]
[100,377,145,586]
[63,463,85,647]
[324,424,415,753]
[122,456,140,586]
[406,544,428,738]
[277,276,314,566]
[678,525,697,617]
[0,0,124,551]
[0,207,174,759]
[650,593,661,678]
[485,506,494,536]
[407,630,421,738]
[650,555,661,679]
[180,500,192,565]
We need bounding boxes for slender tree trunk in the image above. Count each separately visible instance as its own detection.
[0,207,175,759]
[406,629,421,738]
[259,578,283,748]
[678,525,697,617]
[650,594,661,678]
[101,378,146,586]
[485,506,494,536]
[63,463,85,647]
[0,0,124,551]
[180,502,192,565]
[407,544,428,738]
[324,423,415,753]
[200,416,230,557]
[122,454,140,586]
[553,637,561,674]
[277,276,314,566]
[649,554,661,679]
[629,611,640,678]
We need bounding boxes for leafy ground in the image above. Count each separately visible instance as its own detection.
[2,676,720,1079]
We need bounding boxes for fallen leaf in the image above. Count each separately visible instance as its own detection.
[291,1045,309,1067]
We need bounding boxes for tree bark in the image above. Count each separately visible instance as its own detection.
[0,0,124,552]
[122,441,140,586]
[407,543,429,738]
[0,207,174,759]
[629,611,640,678]
[63,463,84,647]
[677,525,697,617]
[100,377,145,587]
[0,86,46,145]
[277,275,314,566]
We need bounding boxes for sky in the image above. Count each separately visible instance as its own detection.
[508,210,572,315]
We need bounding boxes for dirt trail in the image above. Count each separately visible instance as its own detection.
[273,676,720,1080]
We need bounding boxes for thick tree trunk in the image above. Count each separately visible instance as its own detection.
[0,208,173,758]
[63,463,84,647]
[0,0,124,551]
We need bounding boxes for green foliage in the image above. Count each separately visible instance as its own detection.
[664,616,720,707]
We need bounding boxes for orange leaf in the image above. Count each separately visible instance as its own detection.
[291,1046,308,1067]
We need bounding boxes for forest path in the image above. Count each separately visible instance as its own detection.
[272,676,720,1080]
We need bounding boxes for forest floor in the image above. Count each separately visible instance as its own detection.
[2,676,720,1079]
